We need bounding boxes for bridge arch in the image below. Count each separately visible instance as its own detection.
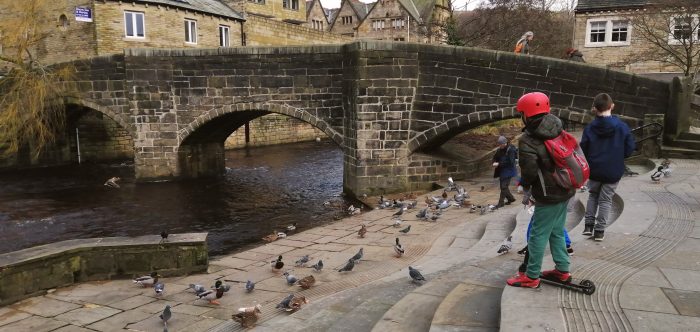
[64,97,135,137]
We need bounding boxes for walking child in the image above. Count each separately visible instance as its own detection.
[492,136,517,208]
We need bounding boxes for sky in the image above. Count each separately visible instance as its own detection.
[319,0,474,10]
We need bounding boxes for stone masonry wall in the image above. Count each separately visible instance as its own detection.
[329,2,361,37]
[222,0,307,23]
[94,1,243,55]
[356,0,417,42]
[70,111,135,162]
[306,0,329,31]
[245,15,351,46]
[224,113,325,149]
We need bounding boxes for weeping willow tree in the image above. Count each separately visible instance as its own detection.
[0,0,75,158]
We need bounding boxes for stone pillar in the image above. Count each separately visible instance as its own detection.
[343,42,419,196]
[643,114,664,158]
[177,142,225,178]
[665,76,693,142]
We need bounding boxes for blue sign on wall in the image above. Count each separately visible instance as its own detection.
[75,7,92,22]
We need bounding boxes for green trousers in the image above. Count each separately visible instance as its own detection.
[526,200,570,279]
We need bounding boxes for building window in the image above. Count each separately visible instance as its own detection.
[219,25,230,47]
[391,18,405,30]
[248,0,265,3]
[283,0,299,10]
[372,19,385,31]
[124,11,145,38]
[394,37,405,41]
[585,18,631,47]
[59,14,69,31]
[312,19,324,31]
[342,16,353,25]
[185,19,197,44]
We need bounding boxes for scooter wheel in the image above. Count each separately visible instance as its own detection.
[580,279,596,295]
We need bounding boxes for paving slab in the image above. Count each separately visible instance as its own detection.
[126,311,203,331]
[431,283,501,328]
[662,288,700,317]
[499,304,565,332]
[619,284,678,314]
[660,268,700,292]
[85,309,152,332]
[624,309,700,331]
[10,296,82,317]
[0,307,32,327]
[626,266,674,288]
[209,256,258,269]
[51,325,97,332]
[0,315,68,332]
[107,295,158,311]
[54,304,122,326]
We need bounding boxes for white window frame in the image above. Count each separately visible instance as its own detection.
[219,25,230,47]
[584,17,631,48]
[283,0,299,10]
[342,16,352,25]
[372,19,385,31]
[668,15,700,45]
[185,19,197,44]
[392,18,405,30]
[124,11,145,39]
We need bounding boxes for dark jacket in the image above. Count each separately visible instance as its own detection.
[580,115,636,183]
[518,114,576,204]
[493,144,518,179]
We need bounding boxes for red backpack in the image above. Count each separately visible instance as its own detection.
[543,130,590,189]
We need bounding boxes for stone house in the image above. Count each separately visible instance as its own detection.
[0,0,245,65]
[329,0,376,37]
[355,0,451,43]
[574,0,686,76]
[306,0,330,31]
[223,0,307,24]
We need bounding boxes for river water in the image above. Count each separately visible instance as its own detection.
[0,140,355,255]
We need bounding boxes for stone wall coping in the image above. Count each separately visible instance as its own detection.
[123,44,346,57]
[0,233,208,267]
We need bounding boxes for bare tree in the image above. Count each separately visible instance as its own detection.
[0,0,75,157]
[626,0,700,77]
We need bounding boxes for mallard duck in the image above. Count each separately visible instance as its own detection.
[277,231,287,238]
[286,223,297,232]
[297,275,315,289]
[212,280,231,292]
[133,272,159,287]
[394,237,405,257]
[262,232,279,242]
[287,295,309,311]
[196,286,225,305]
[358,224,367,238]
[271,255,284,271]
[232,304,262,328]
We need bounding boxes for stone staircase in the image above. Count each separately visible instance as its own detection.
[663,132,700,159]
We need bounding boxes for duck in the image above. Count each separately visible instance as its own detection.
[133,272,160,287]
[394,237,405,257]
[358,224,367,238]
[212,280,231,293]
[232,304,262,328]
[196,286,225,305]
[262,231,279,243]
[297,275,316,289]
[287,295,309,312]
[271,255,284,271]
[188,284,206,295]
[277,231,288,239]
[286,223,297,232]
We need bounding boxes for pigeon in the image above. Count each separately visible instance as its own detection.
[283,271,298,285]
[457,186,468,198]
[623,165,639,177]
[392,219,403,227]
[297,275,316,289]
[213,280,231,292]
[160,230,168,243]
[350,248,363,263]
[271,255,284,271]
[406,201,417,209]
[358,224,367,238]
[310,260,324,272]
[392,207,405,219]
[295,255,310,267]
[399,224,411,234]
[479,205,487,215]
[338,258,355,272]
[497,236,513,255]
[196,287,225,305]
[104,176,121,188]
[160,305,171,329]
[276,294,295,309]
[154,281,165,296]
[408,266,426,282]
[437,200,450,211]
[133,272,159,287]
[430,213,440,222]
[416,207,428,220]
[394,237,405,257]
[286,223,297,232]
[232,304,261,328]
[189,284,206,294]
[245,280,255,292]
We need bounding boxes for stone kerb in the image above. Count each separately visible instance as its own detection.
[0,233,208,307]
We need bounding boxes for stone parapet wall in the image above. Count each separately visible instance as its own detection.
[224,113,325,149]
[244,15,352,45]
[0,233,208,307]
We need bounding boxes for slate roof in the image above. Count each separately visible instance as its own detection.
[349,0,376,20]
[575,0,648,12]
[131,0,244,20]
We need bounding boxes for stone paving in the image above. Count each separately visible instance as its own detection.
[0,176,502,332]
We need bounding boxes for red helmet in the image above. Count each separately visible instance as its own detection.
[516,92,550,118]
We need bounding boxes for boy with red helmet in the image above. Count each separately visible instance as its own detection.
[507,92,576,288]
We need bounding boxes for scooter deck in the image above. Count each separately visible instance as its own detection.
[539,275,596,295]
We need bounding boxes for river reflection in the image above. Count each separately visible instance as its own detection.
[0,140,353,255]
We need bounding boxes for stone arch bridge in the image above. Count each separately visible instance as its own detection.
[66,41,671,195]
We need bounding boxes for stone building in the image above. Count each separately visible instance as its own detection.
[222,0,306,24]
[0,0,245,65]
[356,0,451,43]
[574,0,685,76]
[329,0,376,37]
[306,0,330,31]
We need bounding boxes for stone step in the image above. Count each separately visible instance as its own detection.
[369,207,520,332]
[677,131,700,141]
[661,145,700,159]
[665,138,700,150]
[429,198,586,332]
